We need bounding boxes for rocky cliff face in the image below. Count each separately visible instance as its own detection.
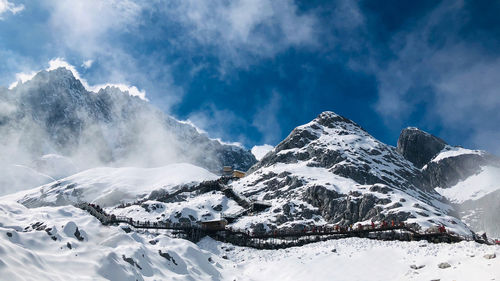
[423,153,499,188]
[231,112,469,235]
[397,128,447,169]
[396,128,500,236]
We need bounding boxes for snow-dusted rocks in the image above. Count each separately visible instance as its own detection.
[394,126,500,237]
[230,112,470,234]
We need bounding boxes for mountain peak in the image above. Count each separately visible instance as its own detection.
[397,127,447,168]
[312,111,361,129]
[23,67,85,93]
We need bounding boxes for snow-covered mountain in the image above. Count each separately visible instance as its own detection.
[398,127,500,236]
[1,111,499,280]
[0,68,256,194]
[229,112,470,234]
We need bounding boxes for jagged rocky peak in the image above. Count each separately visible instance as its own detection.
[251,111,366,170]
[250,111,426,191]
[23,67,86,93]
[231,112,469,233]
[397,127,447,168]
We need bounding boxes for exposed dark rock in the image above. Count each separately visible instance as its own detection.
[66,242,72,249]
[122,255,142,270]
[121,226,132,233]
[397,128,447,168]
[6,232,12,237]
[74,227,84,241]
[304,185,400,225]
[410,264,425,270]
[159,250,177,265]
[437,262,451,269]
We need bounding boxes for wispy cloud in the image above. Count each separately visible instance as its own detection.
[81,59,93,69]
[0,0,24,19]
[372,1,500,152]
[153,0,318,69]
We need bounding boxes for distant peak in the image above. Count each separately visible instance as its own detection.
[31,67,78,84]
[317,111,340,119]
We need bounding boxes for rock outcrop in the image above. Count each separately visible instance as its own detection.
[397,127,447,168]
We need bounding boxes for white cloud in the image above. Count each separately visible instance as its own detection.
[0,0,24,19]
[8,71,37,89]
[82,60,94,69]
[9,58,147,100]
[160,0,318,68]
[372,1,500,152]
[44,0,142,57]
[251,144,274,160]
[187,104,248,145]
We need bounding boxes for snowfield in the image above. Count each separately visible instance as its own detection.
[1,199,498,281]
[0,201,232,281]
[431,146,484,163]
[199,237,500,281]
[436,166,500,203]
[13,163,218,207]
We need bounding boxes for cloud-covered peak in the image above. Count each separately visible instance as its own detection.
[9,58,147,100]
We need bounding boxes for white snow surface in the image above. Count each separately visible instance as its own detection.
[431,145,484,163]
[0,201,232,281]
[109,192,244,225]
[14,163,218,207]
[251,144,274,161]
[436,166,500,203]
[198,237,499,281]
[0,198,497,281]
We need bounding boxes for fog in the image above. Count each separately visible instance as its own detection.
[0,67,254,196]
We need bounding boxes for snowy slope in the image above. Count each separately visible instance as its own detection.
[230,112,470,235]
[430,145,484,163]
[15,163,218,207]
[12,163,247,227]
[2,198,497,281]
[436,166,500,203]
[0,201,232,281]
[0,165,55,195]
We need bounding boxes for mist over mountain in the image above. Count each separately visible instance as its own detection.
[0,67,256,195]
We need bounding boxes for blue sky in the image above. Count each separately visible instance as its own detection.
[1,0,500,153]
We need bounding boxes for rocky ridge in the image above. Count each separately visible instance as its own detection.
[230,112,469,234]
